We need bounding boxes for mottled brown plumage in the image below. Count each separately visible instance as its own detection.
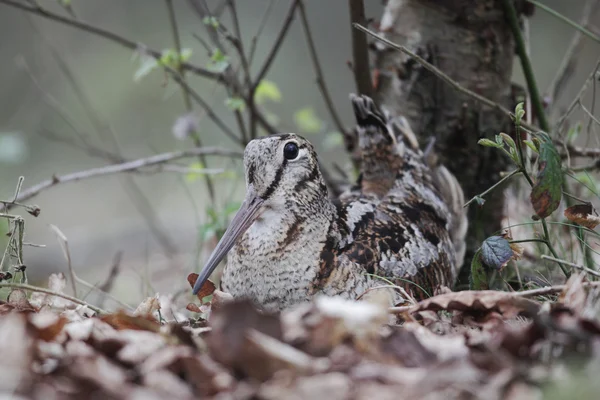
[192,94,467,311]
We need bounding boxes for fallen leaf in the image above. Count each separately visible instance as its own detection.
[186,303,202,313]
[187,273,216,300]
[411,290,540,318]
[100,310,160,332]
[133,295,161,318]
[564,203,600,229]
[530,134,562,218]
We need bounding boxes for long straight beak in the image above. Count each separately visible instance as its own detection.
[192,189,264,295]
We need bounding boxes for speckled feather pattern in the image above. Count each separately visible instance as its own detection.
[220,95,465,311]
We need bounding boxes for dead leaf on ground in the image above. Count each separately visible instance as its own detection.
[564,203,600,229]
[411,290,541,318]
[187,273,216,300]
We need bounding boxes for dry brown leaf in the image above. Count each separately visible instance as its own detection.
[411,290,540,318]
[6,289,37,313]
[100,310,160,332]
[187,273,216,300]
[29,312,69,342]
[29,273,77,311]
[133,295,161,318]
[564,203,600,229]
[186,303,202,313]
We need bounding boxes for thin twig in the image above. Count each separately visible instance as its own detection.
[248,0,277,65]
[252,0,299,89]
[502,0,550,132]
[353,24,542,133]
[0,282,106,314]
[464,169,521,208]
[299,1,346,135]
[7,147,242,208]
[527,0,600,44]
[545,0,600,105]
[249,0,299,140]
[0,0,221,80]
[556,58,600,132]
[388,282,600,313]
[541,255,600,277]
[165,0,218,203]
[348,0,373,97]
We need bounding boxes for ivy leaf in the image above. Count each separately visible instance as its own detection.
[254,80,281,104]
[294,107,323,134]
[225,97,246,112]
[481,235,513,270]
[530,133,562,219]
[470,249,489,290]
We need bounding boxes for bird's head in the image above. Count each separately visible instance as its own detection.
[192,133,325,295]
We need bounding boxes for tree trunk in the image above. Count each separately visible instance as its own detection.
[372,0,520,287]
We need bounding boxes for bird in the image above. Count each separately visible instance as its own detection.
[192,94,467,311]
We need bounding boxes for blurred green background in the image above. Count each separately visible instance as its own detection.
[0,0,598,305]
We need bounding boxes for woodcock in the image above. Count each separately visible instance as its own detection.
[192,94,467,311]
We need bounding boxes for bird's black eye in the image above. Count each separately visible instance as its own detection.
[283,142,299,160]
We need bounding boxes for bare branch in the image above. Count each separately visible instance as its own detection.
[252,0,299,89]
[298,1,346,135]
[545,0,600,106]
[348,0,373,97]
[0,0,221,81]
[0,282,106,314]
[353,23,543,133]
[6,147,242,208]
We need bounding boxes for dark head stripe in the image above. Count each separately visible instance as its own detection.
[262,159,287,199]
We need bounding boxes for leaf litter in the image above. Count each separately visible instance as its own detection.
[1,273,600,398]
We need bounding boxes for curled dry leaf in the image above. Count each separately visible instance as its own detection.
[133,294,161,318]
[29,273,78,311]
[187,273,216,300]
[564,203,600,230]
[410,290,540,319]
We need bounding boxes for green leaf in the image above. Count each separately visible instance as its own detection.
[530,133,562,218]
[254,80,282,104]
[469,249,489,290]
[481,235,513,270]
[499,132,516,151]
[514,102,525,125]
[202,16,219,28]
[294,107,323,134]
[566,123,581,144]
[180,48,193,62]
[478,138,501,148]
[523,139,539,153]
[133,56,159,82]
[185,162,204,183]
[323,131,344,149]
[225,97,246,112]
[207,49,229,73]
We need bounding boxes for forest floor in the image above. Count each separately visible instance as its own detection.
[1,271,600,399]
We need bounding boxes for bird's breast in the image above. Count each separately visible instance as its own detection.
[220,210,330,311]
